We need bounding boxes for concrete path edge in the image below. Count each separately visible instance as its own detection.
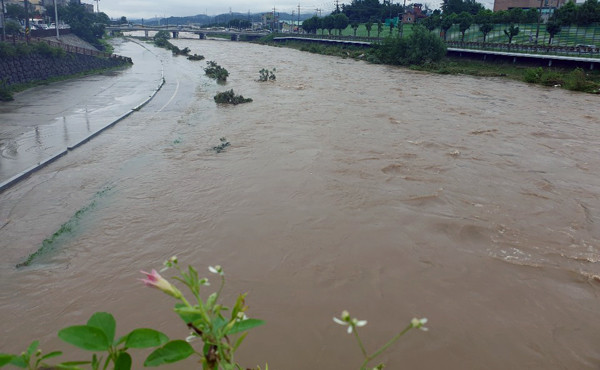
[0,73,166,193]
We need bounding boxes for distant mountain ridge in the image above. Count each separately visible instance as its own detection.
[132,12,317,26]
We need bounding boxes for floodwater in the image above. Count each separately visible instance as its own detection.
[1,37,599,369]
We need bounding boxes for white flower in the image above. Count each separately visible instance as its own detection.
[209,265,224,275]
[160,256,178,272]
[411,317,428,331]
[333,310,367,334]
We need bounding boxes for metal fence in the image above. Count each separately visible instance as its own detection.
[443,23,600,48]
[1,36,131,62]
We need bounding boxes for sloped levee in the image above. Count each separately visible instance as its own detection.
[0,51,132,86]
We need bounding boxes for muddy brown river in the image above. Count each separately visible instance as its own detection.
[1,37,599,369]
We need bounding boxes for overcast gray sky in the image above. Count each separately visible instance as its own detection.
[85,0,493,21]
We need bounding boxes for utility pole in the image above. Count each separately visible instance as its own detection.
[24,0,29,35]
[297,4,300,34]
[315,8,322,17]
[95,0,100,13]
[1,0,6,41]
[534,0,544,45]
[53,0,59,38]
[272,6,276,32]
[399,0,406,37]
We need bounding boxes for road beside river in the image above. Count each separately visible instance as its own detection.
[0,38,163,186]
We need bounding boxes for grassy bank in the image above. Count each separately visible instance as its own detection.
[258,38,600,94]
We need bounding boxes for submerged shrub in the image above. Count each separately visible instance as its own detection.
[187,54,205,61]
[258,68,276,81]
[212,137,231,153]
[205,61,229,82]
[213,89,252,105]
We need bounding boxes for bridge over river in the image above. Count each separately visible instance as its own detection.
[106,25,270,41]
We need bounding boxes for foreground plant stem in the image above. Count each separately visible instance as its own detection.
[359,323,413,369]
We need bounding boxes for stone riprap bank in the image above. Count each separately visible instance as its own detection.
[0,52,132,86]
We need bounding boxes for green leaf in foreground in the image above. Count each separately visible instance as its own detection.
[87,312,116,344]
[228,319,265,335]
[8,356,27,368]
[40,351,63,361]
[115,352,132,370]
[58,325,110,351]
[143,340,195,367]
[56,360,92,369]
[26,340,40,357]
[0,354,15,367]
[125,328,169,349]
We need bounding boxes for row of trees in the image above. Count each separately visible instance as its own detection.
[551,0,600,26]
[421,0,599,44]
[311,0,599,35]
[301,0,598,46]
[302,13,351,35]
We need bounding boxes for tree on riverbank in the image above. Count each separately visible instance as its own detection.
[58,3,110,50]
[370,25,446,65]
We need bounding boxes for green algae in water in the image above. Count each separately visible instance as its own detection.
[16,186,114,268]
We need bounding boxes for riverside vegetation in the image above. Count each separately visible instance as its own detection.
[213,89,252,105]
[152,31,191,56]
[257,25,599,94]
[258,68,277,82]
[204,61,230,82]
[0,258,428,369]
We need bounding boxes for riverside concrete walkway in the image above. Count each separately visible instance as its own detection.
[0,38,164,191]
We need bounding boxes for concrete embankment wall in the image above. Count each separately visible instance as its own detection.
[0,52,131,86]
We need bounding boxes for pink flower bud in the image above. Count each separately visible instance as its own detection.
[140,269,182,299]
